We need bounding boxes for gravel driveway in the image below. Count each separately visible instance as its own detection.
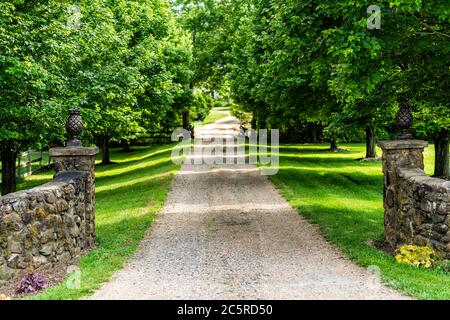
[89,114,409,300]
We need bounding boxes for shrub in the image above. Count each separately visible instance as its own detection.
[395,245,435,269]
[230,105,251,126]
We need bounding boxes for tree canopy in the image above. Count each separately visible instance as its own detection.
[226,0,449,172]
[1,0,449,194]
[0,0,198,193]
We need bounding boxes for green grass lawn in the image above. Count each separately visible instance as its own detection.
[265,143,449,300]
[16,145,180,300]
[0,151,51,180]
[202,108,230,125]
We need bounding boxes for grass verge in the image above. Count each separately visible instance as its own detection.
[202,108,230,125]
[16,145,180,300]
[266,143,449,300]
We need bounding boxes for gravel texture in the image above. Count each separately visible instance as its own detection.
[90,115,409,300]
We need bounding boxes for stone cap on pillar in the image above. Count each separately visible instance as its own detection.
[378,140,428,150]
[49,146,99,157]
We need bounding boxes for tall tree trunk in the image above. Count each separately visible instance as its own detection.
[365,126,377,158]
[259,117,267,129]
[434,129,449,179]
[122,140,130,153]
[251,114,257,131]
[311,124,320,143]
[102,135,111,165]
[182,111,190,131]
[330,136,338,150]
[1,149,17,196]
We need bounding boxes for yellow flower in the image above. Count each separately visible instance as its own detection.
[395,245,435,269]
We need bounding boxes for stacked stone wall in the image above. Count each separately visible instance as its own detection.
[396,167,450,256]
[379,140,450,258]
[0,172,91,284]
[0,146,98,284]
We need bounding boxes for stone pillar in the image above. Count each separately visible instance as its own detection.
[49,146,99,247]
[378,140,428,246]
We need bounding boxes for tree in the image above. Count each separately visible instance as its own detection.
[172,0,245,130]
[229,0,343,148]
[228,0,448,168]
[54,0,192,165]
[322,0,449,165]
[0,0,73,195]
[0,0,196,192]
[73,0,176,164]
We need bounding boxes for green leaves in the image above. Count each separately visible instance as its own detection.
[226,0,449,144]
[1,0,447,160]
[0,0,195,155]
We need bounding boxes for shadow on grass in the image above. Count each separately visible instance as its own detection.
[96,145,175,167]
[95,159,175,187]
[28,144,180,300]
[32,213,159,300]
[275,166,383,193]
[95,168,176,198]
[293,202,450,300]
[278,145,357,154]
[270,143,450,300]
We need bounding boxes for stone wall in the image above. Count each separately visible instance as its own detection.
[0,146,98,285]
[51,147,98,248]
[379,140,450,258]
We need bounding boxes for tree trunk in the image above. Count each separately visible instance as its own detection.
[330,136,338,150]
[365,126,377,158]
[434,129,449,179]
[102,135,111,165]
[259,117,267,130]
[251,114,257,131]
[311,124,320,143]
[122,140,130,153]
[1,149,17,196]
[182,111,190,130]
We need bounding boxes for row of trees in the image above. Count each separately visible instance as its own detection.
[248,0,448,175]
[187,0,448,176]
[1,1,448,195]
[0,0,212,195]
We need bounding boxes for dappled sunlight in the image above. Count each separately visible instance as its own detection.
[201,109,231,126]
[275,162,380,171]
[21,144,180,300]
[96,170,175,194]
[269,144,394,229]
[96,155,175,181]
[277,144,379,155]
[267,142,449,300]
[275,165,383,179]
[301,195,383,215]
[17,170,53,190]
[99,145,175,163]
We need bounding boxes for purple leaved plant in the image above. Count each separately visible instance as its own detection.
[16,273,47,294]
